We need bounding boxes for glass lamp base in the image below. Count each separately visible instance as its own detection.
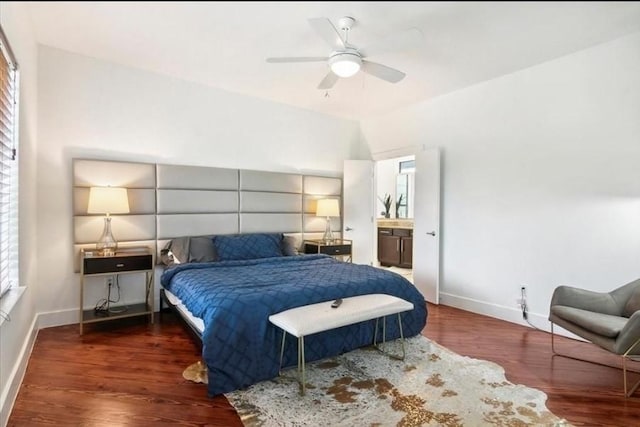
[96,216,118,256]
[323,216,335,243]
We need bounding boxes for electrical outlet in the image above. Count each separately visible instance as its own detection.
[106,277,114,288]
[516,285,527,306]
[519,285,528,320]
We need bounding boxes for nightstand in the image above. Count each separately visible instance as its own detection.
[303,239,352,262]
[79,247,154,334]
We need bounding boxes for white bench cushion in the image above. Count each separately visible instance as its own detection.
[268,294,414,337]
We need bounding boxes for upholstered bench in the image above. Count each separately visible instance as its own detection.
[268,293,414,395]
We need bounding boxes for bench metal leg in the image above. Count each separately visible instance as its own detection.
[373,313,406,361]
[299,336,306,395]
[278,330,307,396]
[278,330,286,376]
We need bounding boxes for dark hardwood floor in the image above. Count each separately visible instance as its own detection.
[8,305,640,426]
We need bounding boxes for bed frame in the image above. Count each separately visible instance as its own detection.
[159,288,203,349]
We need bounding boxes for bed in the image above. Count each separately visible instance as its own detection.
[72,160,427,395]
[160,234,427,396]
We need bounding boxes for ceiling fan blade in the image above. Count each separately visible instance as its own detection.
[360,28,423,58]
[317,71,339,90]
[266,57,328,63]
[308,18,345,51]
[361,60,406,83]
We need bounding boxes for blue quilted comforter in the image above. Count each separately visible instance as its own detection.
[161,254,427,396]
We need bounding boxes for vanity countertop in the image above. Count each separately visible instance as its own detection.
[377,219,414,229]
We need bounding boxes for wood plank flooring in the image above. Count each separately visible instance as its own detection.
[8,305,640,426]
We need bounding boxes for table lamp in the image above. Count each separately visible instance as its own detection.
[87,186,130,255]
[316,199,340,243]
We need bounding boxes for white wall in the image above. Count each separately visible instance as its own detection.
[36,46,365,321]
[0,3,39,425]
[361,32,640,329]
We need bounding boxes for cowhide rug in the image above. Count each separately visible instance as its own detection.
[184,336,571,426]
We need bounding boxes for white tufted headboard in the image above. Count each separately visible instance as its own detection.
[72,159,342,271]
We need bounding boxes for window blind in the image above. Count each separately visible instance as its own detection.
[0,26,18,299]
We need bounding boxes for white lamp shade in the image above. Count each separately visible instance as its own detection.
[87,187,130,215]
[316,199,340,217]
[329,53,361,78]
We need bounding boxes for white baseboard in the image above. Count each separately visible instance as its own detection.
[0,315,38,427]
[36,296,162,330]
[438,292,584,341]
[36,308,79,330]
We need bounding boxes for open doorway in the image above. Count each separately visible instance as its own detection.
[374,155,415,283]
[344,148,440,303]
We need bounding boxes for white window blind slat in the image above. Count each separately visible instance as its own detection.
[0,24,18,299]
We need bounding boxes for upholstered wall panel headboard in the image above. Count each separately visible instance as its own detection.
[157,190,239,214]
[74,215,157,244]
[240,192,301,213]
[303,176,342,195]
[157,213,239,239]
[72,159,342,271]
[240,213,302,234]
[156,164,239,190]
[72,159,158,271]
[302,176,342,239]
[73,188,156,215]
[240,170,303,193]
[74,160,157,188]
[155,164,241,242]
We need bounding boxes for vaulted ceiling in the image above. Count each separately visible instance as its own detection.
[27,2,640,119]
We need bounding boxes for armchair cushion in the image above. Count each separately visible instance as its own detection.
[551,305,628,338]
[550,285,620,316]
[623,286,640,318]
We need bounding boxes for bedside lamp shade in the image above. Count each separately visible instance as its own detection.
[316,199,340,242]
[87,187,130,255]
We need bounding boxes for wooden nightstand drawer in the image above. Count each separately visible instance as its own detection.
[83,254,153,274]
[303,239,352,262]
[316,244,351,256]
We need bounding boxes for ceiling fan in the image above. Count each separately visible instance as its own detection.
[266,16,422,90]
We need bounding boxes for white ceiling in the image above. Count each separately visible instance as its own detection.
[27,1,640,120]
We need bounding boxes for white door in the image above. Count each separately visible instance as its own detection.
[343,160,375,265]
[413,147,441,303]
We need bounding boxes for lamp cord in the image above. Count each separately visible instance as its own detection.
[94,275,127,314]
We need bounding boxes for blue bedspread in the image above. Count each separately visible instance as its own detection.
[161,254,427,396]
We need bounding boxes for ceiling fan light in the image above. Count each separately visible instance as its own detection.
[329,53,362,78]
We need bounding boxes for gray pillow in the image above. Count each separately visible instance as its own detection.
[623,286,640,317]
[282,235,300,256]
[188,236,217,263]
[164,236,191,265]
[162,235,217,265]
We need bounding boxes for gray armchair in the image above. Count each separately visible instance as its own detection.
[549,278,640,397]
